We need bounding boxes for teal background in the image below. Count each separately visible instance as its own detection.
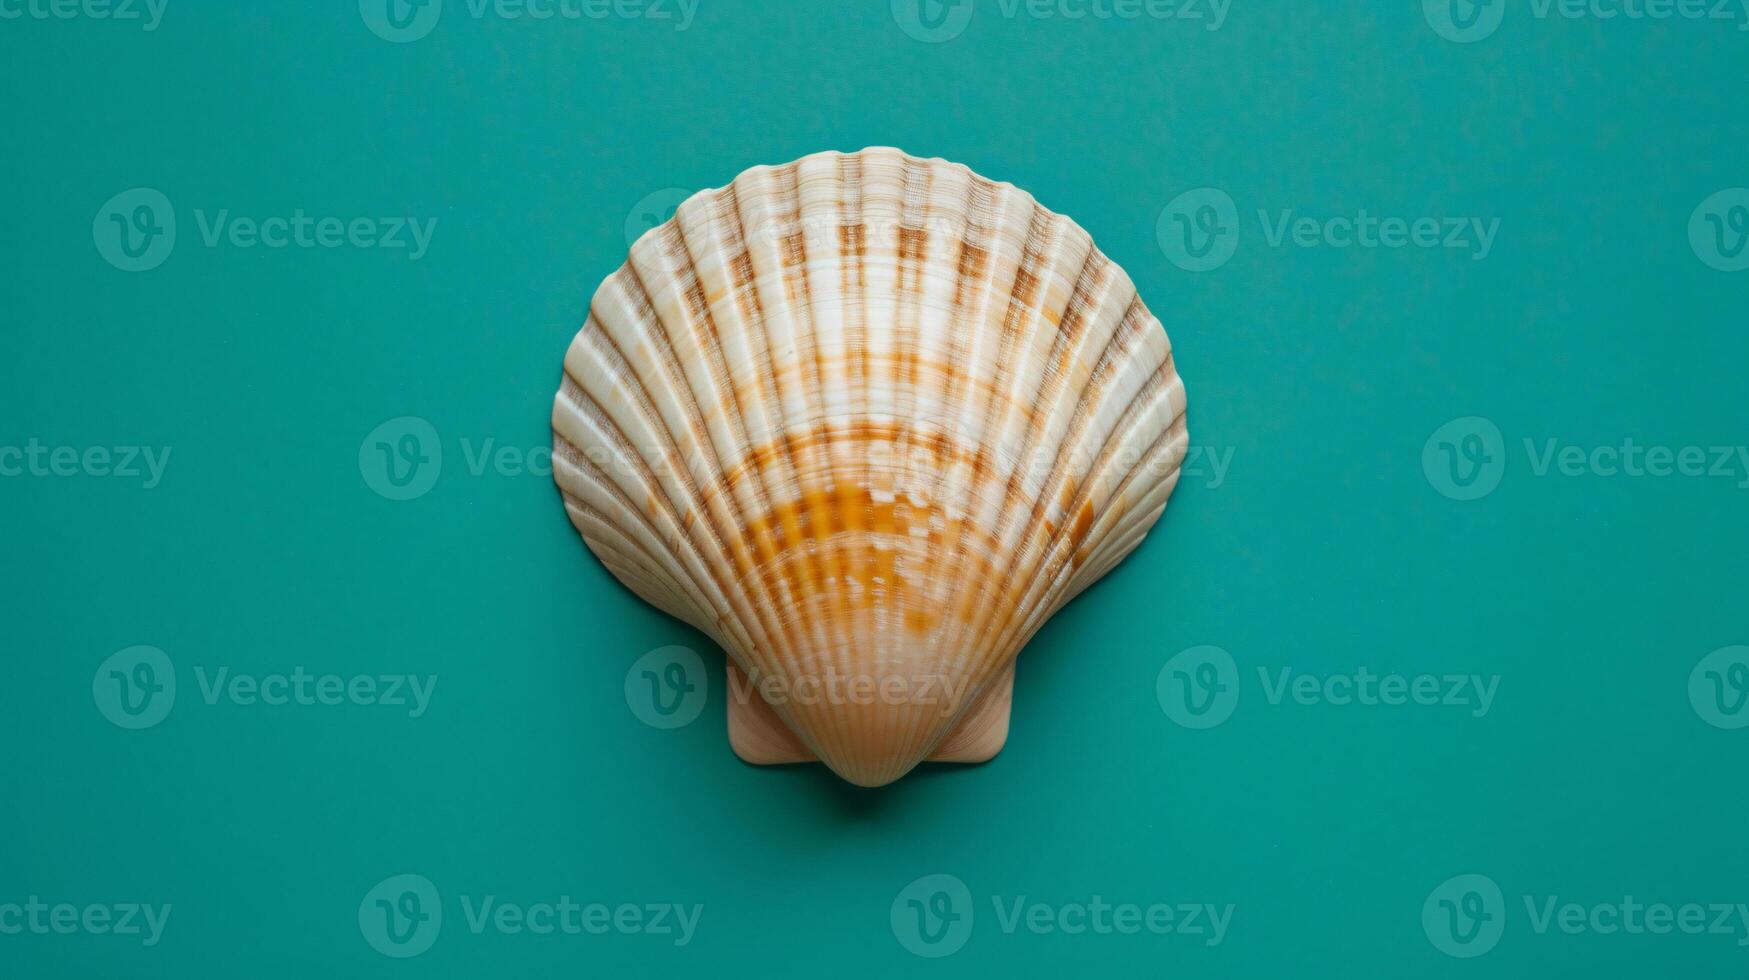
[3,2,1746,977]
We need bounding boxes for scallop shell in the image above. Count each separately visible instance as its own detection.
[553,147,1188,786]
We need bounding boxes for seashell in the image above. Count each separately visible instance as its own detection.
[552,147,1188,786]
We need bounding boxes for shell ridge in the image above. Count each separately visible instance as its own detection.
[551,386,712,622]
[888,191,1035,763]
[824,153,872,771]
[961,275,1150,677]
[714,176,818,675]
[940,199,1057,651]
[731,162,855,766]
[1072,411,1188,582]
[562,311,767,639]
[885,174,991,772]
[997,367,1188,660]
[673,191,846,762]
[955,234,1109,673]
[947,204,1033,656]
[560,495,717,638]
[555,470,715,639]
[604,259,797,676]
[554,374,764,656]
[1006,414,1188,655]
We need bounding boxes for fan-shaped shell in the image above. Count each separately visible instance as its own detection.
[553,147,1188,786]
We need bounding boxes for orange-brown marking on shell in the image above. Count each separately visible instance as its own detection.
[737,479,1004,637]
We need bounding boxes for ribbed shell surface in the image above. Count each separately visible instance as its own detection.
[553,147,1188,786]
